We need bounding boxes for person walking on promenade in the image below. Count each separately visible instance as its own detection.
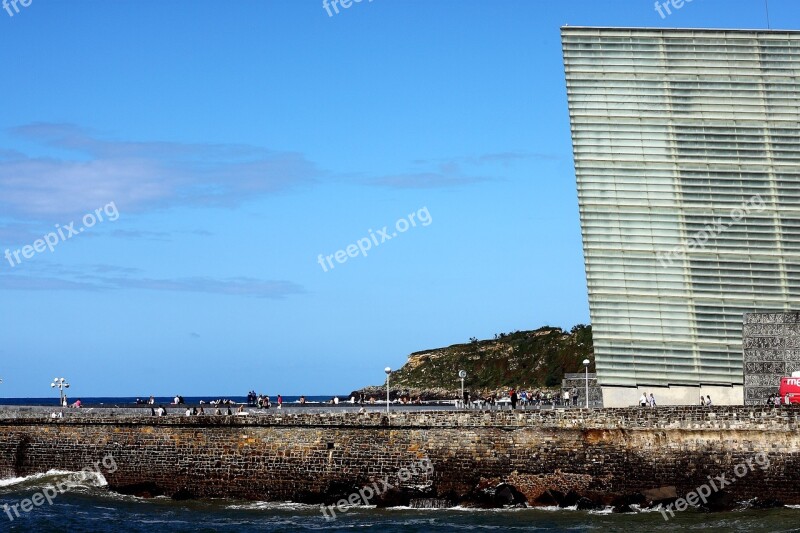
[277,395,283,409]
[639,393,647,407]
[563,389,570,407]
[700,395,706,406]
[705,395,712,406]
[510,389,518,410]
[649,393,656,408]
[572,387,579,407]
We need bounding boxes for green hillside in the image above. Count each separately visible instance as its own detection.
[355,325,594,399]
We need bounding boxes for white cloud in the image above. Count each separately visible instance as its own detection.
[0,123,321,219]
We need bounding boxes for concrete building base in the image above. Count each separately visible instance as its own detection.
[601,385,744,407]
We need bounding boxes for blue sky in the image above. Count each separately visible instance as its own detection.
[1,0,798,397]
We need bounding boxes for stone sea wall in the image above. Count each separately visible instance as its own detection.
[0,407,799,508]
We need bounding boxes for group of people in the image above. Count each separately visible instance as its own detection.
[59,397,81,408]
[638,392,657,407]
[766,393,790,406]
[521,389,580,407]
[391,391,424,405]
[637,393,714,407]
[246,393,297,409]
[489,389,587,409]
[457,389,578,410]
[150,405,235,416]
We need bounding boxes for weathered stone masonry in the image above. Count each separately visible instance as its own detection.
[1,407,800,505]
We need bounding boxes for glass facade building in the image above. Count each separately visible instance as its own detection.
[561,27,800,405]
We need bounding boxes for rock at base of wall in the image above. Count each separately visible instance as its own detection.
[641,486,678,507]
[748,497,785,509]
[532,489,564,507]
[457,483,527,508]
[113,482,166,499]
[699,490,737,513]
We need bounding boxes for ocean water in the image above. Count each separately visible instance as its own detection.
[0,396,344,407]
[0,471,797,532]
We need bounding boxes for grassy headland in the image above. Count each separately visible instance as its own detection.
[353,325,594,400]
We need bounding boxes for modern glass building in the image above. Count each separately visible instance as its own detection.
[561,27,800,406]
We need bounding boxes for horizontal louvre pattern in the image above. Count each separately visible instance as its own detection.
[562,28,800,387]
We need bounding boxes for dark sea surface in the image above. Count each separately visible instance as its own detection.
[1,398,797,532]
[1,469,798,532]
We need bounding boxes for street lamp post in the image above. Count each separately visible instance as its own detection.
[51,377,70,407]
[582,359,590,408]
[384,367,391,414]
[458,370,467,409]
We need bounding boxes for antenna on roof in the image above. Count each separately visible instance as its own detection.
[765,0,771,29]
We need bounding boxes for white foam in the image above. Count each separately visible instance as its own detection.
[0,470,73,487]
[0,469,107,489]
[225,501,319,511]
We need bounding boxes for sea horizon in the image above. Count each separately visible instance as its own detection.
[0,395,363,407]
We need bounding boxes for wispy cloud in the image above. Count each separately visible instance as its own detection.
[0,123,321,219]
[411,151,558,167]
[0,267,304,299]
[104,276,303,299]
[369,171,492,189]
[107,229,172,241]
[0,258,301,298]
[0,222,47,244]
[104,229,213,242]
[0,275,103,292]
[367,151,551,189]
